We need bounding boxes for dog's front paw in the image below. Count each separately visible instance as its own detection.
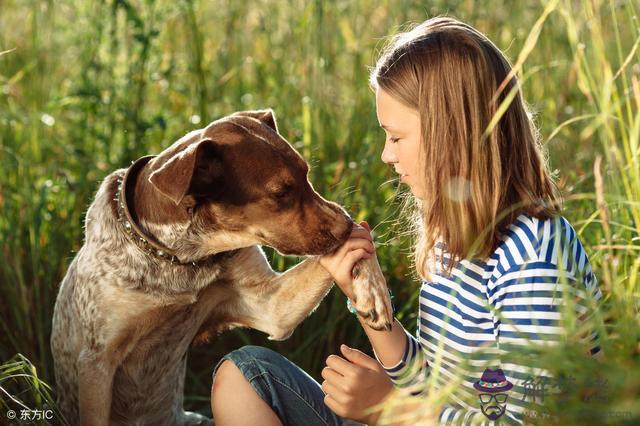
[351,257,394,331]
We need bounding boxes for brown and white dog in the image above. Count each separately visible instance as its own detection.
[50,110,393,426]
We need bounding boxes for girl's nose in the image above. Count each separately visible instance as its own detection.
[381,141,397,164]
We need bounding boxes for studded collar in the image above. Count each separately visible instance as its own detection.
[115,155,206,266]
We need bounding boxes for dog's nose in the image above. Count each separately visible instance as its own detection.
[332,213,353,242]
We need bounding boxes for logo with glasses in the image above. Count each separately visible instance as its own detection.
[474,368,513,420]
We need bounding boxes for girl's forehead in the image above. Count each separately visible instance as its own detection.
[375,88,420,128]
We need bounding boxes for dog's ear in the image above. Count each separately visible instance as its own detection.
[148,139,223,205]
[233,109,278,133]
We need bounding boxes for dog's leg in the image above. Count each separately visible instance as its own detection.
[227,247,394,339]
[227,247,334,340]
[350,256,394,331]
[259,256,335,340]
[78,350,115,426]
[73,287,178,425]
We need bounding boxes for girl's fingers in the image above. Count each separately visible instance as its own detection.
[343,238,374,254]
[340,345,382,371]
[321,239,372,267]
[321,366,344,383]
[321,380,349,404]
[326,354,358,377]
[350,226,373,242]
[323,394,344,417]
[345,249,371,269]
[333,250,370,286]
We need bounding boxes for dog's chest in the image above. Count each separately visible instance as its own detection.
[110,303,202,408]
[108,280,233,420]
[114,280,230,374]
[126,302,201,365]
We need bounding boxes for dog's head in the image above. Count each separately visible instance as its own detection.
[144,109,353,256]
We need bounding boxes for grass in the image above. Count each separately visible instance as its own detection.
[0,354,67,426]
[0,0,638,424]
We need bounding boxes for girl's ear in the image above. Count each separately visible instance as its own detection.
[148,139,223,205]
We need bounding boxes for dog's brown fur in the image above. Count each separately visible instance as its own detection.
[50,110,392,425]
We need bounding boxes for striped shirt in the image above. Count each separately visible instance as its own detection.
[378,214,603,425]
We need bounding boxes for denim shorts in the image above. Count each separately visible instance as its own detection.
[212,345,365,426]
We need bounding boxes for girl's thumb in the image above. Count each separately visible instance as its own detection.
[340,344,378,370]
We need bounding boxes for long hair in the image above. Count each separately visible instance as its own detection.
[370,16,562,279]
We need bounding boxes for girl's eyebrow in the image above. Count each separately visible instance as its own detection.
[380,124,406,134]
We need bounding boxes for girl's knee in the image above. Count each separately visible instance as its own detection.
[211,358,281,425]
[211,360,245,415]
[211,359,242,394]
[211,345,282,401]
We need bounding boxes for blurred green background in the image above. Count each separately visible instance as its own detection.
[1,0,638,424]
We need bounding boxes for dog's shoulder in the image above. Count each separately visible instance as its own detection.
[83,169,126,239]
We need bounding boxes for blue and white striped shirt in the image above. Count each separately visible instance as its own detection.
[379,214,602,425]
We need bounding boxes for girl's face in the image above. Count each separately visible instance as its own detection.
[375,88,425,199]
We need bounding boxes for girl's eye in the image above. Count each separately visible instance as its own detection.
[389,137,400,144]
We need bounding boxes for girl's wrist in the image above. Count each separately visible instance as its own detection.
[346,288,395,317]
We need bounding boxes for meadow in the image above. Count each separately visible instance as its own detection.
[1,0,638,424]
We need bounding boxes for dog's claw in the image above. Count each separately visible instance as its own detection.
[352,264,361,278]
[368,309,378,323]
[357,309,370,319]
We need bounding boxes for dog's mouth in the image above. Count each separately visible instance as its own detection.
[267,228,346,257]
[253,210,353,257]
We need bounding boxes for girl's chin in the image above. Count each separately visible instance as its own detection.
[402,181,425,200]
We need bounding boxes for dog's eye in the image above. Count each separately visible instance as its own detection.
[270,182,297,200]
[272,187,292,199]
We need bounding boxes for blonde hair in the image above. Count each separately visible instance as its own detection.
[370,16,561,279]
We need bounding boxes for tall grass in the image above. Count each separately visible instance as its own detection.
[0,0,638,423]
[0,354,67,426]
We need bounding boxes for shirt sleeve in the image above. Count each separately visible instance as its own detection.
[437,260,603,425]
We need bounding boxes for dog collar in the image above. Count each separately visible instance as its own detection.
[115,155,201,266]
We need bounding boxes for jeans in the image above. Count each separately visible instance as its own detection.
[212,345,366,426]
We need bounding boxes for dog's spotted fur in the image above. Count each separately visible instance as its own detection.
[51,110,392,425]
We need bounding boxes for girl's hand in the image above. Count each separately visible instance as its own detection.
[322,344,394,423]
[319,221,375,300]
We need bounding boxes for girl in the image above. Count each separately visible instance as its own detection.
[210,16,602,425]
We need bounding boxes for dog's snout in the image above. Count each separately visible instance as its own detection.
[330,212,353,242]
[337,224,352,242]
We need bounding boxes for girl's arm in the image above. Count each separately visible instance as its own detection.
[319,222,405,362]
[319,222,431,423]
[320,238,430,425]
[319,222,430,386]
[357,316,408,368]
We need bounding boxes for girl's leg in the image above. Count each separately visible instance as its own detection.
[211,360,282,426]
[211,345,364,426]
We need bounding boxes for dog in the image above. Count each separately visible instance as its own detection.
[50,109,393,425]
